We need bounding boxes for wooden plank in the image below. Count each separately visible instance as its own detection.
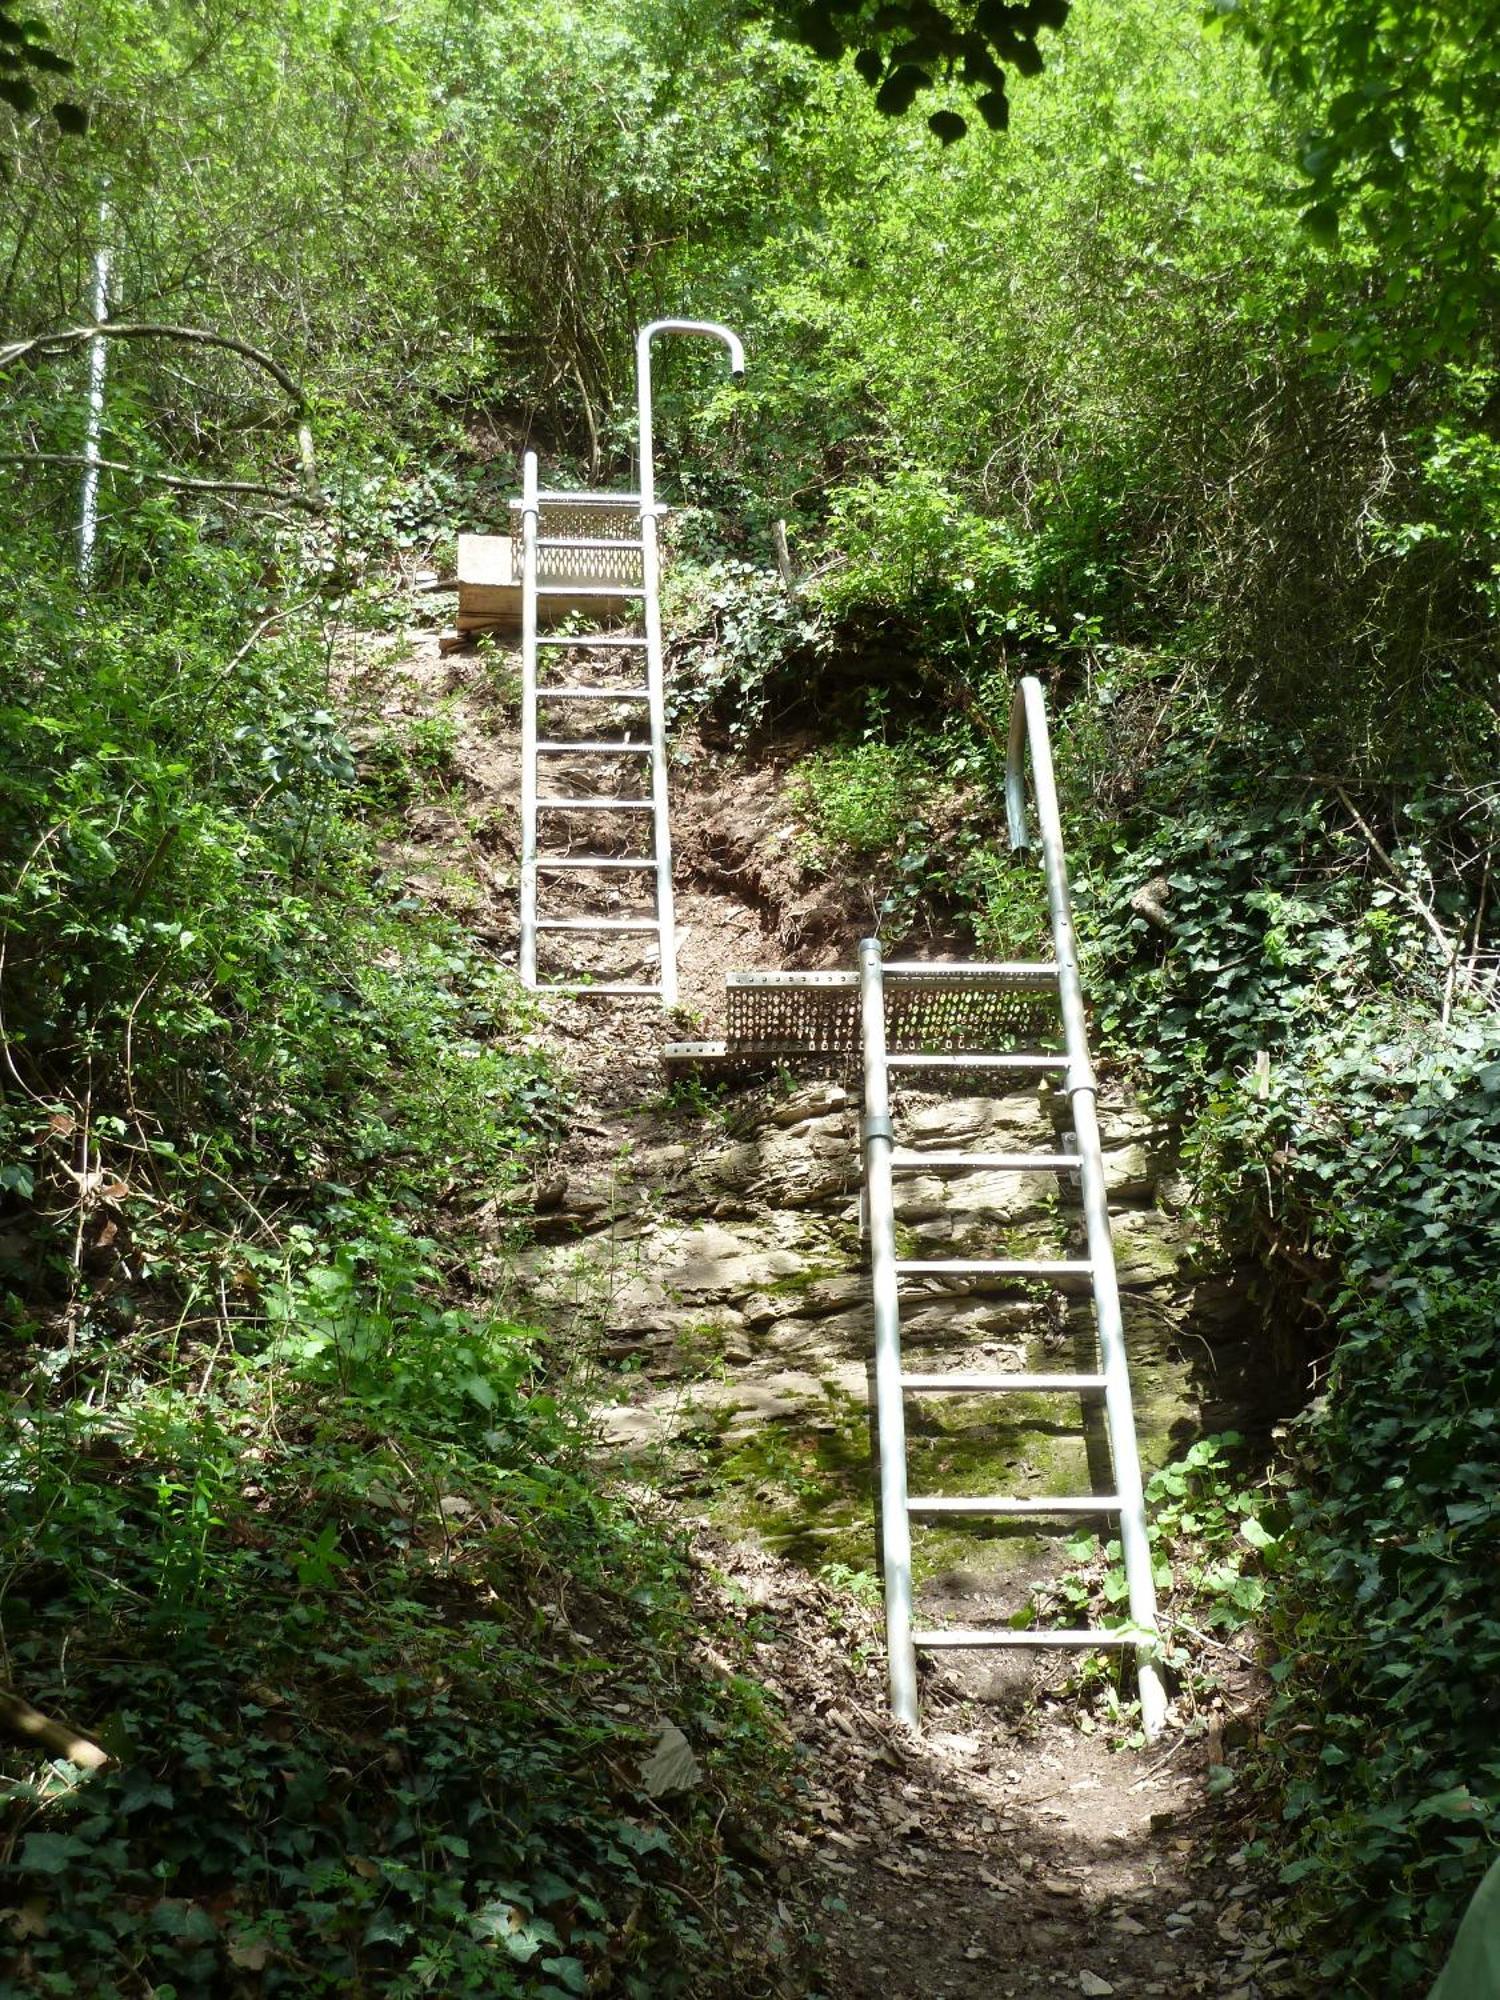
[457,532,516,589]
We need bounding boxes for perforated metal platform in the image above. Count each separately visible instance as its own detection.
[664,962,1066,1078]
[511,495,646,587]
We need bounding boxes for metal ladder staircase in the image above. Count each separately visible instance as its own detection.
[861,676,1167,1738]
[516,453,674,1001]
[516,318,744,1007]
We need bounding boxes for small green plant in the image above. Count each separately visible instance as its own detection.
[475,633,523,711]
[816,1560,882,1608]
[656,1071,730,1122]
[359,710,461,805]
[793,737,931,864]
[1042,1433,1279,1724]
[674,1318,733,1381]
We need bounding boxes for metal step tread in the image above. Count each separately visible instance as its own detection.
[887,1053,1066,1072]
[727,969,860,991]
[900,1372,1108,1393]
[907,1494,1121,1516]
[535,857,657,871]
[513,491,643,509]
[535,536,645,551]
[536,797,654,811]
[535,917,660,933]
[913,1627,1136,1650]
[895,1258,1092,1276]
[540,687,651,700]
[535,739,651,754]
[535,637,649,650]
[883,960,1060,987]
[890,1150,1081,1171]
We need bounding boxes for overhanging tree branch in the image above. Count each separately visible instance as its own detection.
[0,320,321,505]
[0,320,307,407]
[0,1687,110,1770]
[0,452,324,512]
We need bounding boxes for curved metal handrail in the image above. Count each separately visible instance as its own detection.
[630,320,744,1008]
[634,319,745,516]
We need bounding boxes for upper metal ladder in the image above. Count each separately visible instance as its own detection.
[862,675,1167,1739]
[517,319,743,1006]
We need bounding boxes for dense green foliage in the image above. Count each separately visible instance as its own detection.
[7,1276,795,1996]
[3,0,1498,1989]
[1221,0,1500,377]
[1076,720,1500,1984]
[0,0,83,140]
[0,488,803,1990]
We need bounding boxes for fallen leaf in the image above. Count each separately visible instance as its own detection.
[639,1724,701,1797]
[5,1899,49,1940]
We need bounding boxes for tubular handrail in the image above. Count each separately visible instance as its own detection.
[1004,675,1168,1741]
[634,319,745,517]
[518,451,541,990]
[631,320,743,1008]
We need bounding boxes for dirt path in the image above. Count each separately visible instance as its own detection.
[338,622,1295,2000]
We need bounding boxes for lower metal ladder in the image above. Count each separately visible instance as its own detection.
[516,450,677,1004]
[862,675,1167,1739]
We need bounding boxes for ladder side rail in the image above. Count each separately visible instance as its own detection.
[635,321,745,1012]
[1007,675,1169,1742]
[859,936,919,1728]
[519,452,541,989]
[639,500,678,1008]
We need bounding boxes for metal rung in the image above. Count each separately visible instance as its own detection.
[727,969,860,991]
[535,536,645,551]
[907,1494,1120,1517]
[895,1259,1092,1277]
[890,1151,1080,1172]
[535,917,659,933]
[540,688,651,700]
[535,584,646,598]
[535,858,657,871]
[883,960,1060,985]
[913,1628,1134,1650]
[536,798,654,811]
[536,981,662,996]
[887,1054,1067,1072]
[536,740,651,754]
[900,1372,1108,1393]
[535,637,649,650]
[513,491,643,509]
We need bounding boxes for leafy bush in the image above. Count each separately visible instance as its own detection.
[0,499,802,1996]
[1258,1280,1500,1993]
[665,558,825,739]
[793,737,933,862]
[1073,702,1500,1983]
[1,1241,801,1998]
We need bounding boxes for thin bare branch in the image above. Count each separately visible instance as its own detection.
[0,320,307,408]
[1,453,324,514]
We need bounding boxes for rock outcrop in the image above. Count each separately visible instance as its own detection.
[508,1071,1259,1626]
